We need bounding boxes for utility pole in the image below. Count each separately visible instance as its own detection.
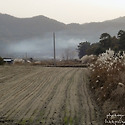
[53,32,56,66]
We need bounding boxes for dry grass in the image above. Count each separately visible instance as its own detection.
[31,60,81,66]
[89,51,125,121]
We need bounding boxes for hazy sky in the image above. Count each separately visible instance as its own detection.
[0,0,125,24]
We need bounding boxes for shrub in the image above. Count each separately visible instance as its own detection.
[81,55,97,64]
[0,57,4,65]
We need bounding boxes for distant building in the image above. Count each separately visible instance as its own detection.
[3,58,13,64]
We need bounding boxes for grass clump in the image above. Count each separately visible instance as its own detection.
[89,49,125,120]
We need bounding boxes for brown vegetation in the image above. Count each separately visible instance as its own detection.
[89,50,125,123]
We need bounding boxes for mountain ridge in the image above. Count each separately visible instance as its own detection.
[1,13,125,24]
[0,13,125,43]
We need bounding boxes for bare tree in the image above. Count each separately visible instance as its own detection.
[62,48,77,60]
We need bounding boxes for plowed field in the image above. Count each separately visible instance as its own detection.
[0,66,102,125]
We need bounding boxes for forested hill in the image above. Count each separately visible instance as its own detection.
[0,13,125,43]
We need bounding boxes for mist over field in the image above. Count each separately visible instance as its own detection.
[1,36,83,59]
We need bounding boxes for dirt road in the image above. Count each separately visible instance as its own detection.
[0,66,102,125]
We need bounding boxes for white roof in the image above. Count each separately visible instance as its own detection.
[4,59,13,62]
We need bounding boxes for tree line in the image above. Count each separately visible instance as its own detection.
[77,30,125,58]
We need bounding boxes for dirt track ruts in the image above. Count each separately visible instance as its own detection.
[0,66,102,125]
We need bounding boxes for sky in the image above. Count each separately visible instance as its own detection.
[0,0,125,24]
